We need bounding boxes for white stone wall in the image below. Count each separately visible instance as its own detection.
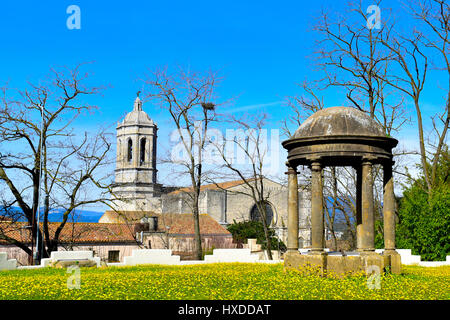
[374,249,450,267]
[0,252,17,270]
[121,249,181,266]
[204,249,260,263]
[40,250,101,267]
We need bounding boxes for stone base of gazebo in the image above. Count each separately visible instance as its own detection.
[284,250,401,276]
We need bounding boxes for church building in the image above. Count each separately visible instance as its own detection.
[100,95,312,248]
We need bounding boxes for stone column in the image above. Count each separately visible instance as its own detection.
[383,161,402,274]
[361,159,375,252]
[286,165,299,252]
[355,165,363,251]
[383,162,396,252]
[310,161,324,253]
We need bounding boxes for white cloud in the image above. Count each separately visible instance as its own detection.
[224,101,283,114]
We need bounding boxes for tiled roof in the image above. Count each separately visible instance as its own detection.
[168,178,256,195]
[0,213,230,245]
[0,222,136,244]
[100,211,231,235]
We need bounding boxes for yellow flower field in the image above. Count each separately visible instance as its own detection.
[0,263,449,300]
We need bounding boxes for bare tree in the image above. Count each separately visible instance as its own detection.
[378,0,449,193]
[141,66,221,260]
[209,113,280,259]
[312,0,407,131]
[0,64,114,264]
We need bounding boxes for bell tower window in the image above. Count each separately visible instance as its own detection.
[140,138,146,165]
[127,139,133,162]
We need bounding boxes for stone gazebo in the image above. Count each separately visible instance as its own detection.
[282,107,401,275]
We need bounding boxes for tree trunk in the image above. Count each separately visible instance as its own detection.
[257,203,273,260]
[192,189,202,260]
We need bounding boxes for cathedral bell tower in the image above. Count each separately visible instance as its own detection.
[112,93,162,211]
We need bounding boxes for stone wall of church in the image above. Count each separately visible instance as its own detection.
[201,190,226,223]
[160,190,226,221]
[223,180,288,227]
[112,195,162,213]
[161,192,189,214]
[159,179,312,248]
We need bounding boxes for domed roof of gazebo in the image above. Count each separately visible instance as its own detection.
[293,107,384,138]
[282,106,398,167]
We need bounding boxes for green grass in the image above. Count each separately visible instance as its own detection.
[0,263,449,300]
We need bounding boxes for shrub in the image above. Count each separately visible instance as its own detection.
[226,220,287,252]
[397,184,450,261]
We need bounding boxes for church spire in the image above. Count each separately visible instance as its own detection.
[133,91,142,111]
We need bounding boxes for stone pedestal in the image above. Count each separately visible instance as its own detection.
[283,250,302,268]
[382,250,402,274]
[284,251,326,276]
[284,251,401,276]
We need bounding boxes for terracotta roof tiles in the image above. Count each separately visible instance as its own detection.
[100,211,230,235]
[0,222,136,244]
[0,212,230,245]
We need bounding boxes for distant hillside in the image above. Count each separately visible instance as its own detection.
[0,207,103,223]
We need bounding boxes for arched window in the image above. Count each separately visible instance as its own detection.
[140,138,146,165]
[250,201,274,225]
[127,139,133,162]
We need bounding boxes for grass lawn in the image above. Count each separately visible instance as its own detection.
[0,263,449,300]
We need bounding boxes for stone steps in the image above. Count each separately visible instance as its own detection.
[0,252,17,271]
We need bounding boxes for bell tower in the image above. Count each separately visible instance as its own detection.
[112,93,161,211]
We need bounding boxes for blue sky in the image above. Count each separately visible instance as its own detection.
[0,0,330,121]
[1,0,443,128]
[0,0,447,211]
